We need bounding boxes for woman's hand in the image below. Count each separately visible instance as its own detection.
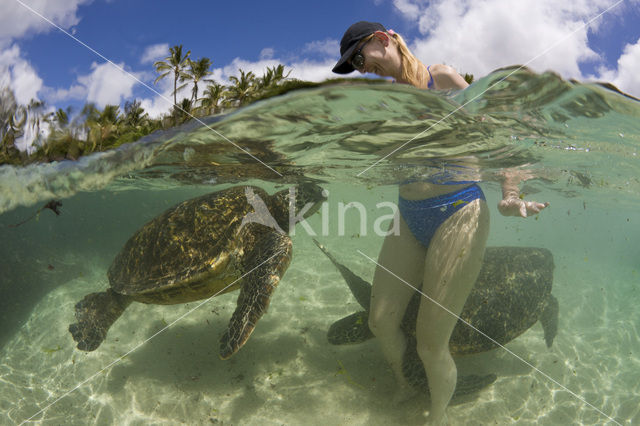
[498,197,549,217]
[497,167,549,218]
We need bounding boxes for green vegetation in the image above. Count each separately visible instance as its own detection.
[0,44,392,166]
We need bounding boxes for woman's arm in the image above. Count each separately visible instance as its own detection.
[497,168,549,218]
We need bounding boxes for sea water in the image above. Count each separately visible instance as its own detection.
[0,68,639,425]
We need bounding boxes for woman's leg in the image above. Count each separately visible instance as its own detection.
[416,199,490,423]
[369,215,426,394]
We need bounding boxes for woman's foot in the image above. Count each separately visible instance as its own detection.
[425,411,448,425]
[392,381,417,404]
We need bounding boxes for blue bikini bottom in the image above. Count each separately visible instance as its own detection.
[398,184,485,248]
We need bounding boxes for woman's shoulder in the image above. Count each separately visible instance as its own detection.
[427,64,468,90]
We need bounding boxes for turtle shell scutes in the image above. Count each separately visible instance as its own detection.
[449,246,554,353]
[108,186,272,300]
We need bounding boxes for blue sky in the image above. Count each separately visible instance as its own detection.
[1,0,639,118]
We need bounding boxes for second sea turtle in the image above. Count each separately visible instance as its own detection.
[315,240,558,396]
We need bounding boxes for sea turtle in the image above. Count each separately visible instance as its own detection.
[69,183,325,359]
[314,239,559,396]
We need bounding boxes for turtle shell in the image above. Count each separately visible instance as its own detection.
[107,186,274,304]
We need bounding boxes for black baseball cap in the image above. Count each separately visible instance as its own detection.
[332,21,387,74]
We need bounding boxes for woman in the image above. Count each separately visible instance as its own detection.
[333,21,548,424]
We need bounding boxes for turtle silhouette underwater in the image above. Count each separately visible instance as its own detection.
[69,183,325,360]
[314,239,559,397]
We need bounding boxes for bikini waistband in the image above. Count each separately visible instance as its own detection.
[398,184,485,210]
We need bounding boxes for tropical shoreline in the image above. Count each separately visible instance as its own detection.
[0,43,398,167]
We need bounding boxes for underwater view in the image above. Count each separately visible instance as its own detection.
[1,69,639,425]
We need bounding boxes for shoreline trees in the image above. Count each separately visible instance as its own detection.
[0,42,301,165]
[1,43,382,165]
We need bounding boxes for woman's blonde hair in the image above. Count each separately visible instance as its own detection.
[389,32,430,89]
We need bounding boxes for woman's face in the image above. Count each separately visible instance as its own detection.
[353,32,402,79]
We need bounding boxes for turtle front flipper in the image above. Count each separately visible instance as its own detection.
[69,289,132,351]
[327,311,375,345]
[540,294,559,348]
[219,232,293,360]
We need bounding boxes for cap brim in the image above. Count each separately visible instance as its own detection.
[332,43,359,74]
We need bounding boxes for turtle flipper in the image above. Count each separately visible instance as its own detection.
[327,311,375,345]
[540,294,559,348]
[403,334,496,398]
[69,289,132,351]
[313,238,372,310]
[452,374,497,399]
[219,233,292,360]
[402,339,497,398]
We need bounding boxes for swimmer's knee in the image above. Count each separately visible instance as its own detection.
[368,310,401,338]
[368,312,382,336]
[415,338,450,364]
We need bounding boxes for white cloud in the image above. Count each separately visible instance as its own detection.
[137,67,208,119]
[596,38,640,98]
[392,0,422,19]
[386,0,640,97]
[303,39,340,57]
[384,0,616,78]
[80,62,142,107]
[0,44,43,104]
[42,83,86,103]
[0,0,90,106]
[138,96,172,119]
[140,43,169,65]
[393,0,613,80]
[138,76,182,119]
[212,57,280,83]
[44,61,144,108]
[0,0,90,46]
[288,59,338,82]
[211,56,338,85]
[260,48,275,60]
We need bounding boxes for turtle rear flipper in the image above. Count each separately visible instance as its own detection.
[327,311,374,345]
[219,232,292,360]
[69,289,132,351]
[403,341,497,398]
[540,294,559,348]
[313,238,372,310]
[452,374,498,399]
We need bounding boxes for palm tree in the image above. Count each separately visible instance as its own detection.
[172,98,193,124]
[271,64,291,85]
[182,57,214,104]
[1,87,18,135]
[51,107,72,131]
[82,104,122,151]
[227,69,256,106]
[256,65,291,91]
[252,65,292,100]
[41,106,83,161]
[153,45,191,107]
[1,88,19,154]
[256,66,275,91]
[199,82,225,115]
[21,99,49,154]
[123,99,149,129]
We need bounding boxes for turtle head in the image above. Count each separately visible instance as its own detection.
[273,182,327,232]
[292,181,327,216]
